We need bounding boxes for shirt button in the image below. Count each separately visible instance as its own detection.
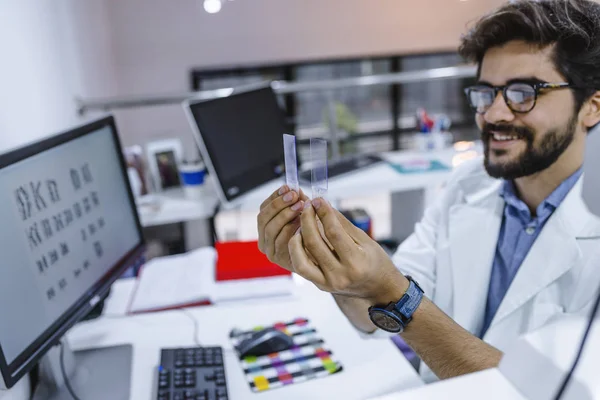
[525,226,536,235]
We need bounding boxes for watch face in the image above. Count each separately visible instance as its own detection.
[369,309,402,333]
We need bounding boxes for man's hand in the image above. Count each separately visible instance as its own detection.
[257,186,308,271]
[289,198,408,305]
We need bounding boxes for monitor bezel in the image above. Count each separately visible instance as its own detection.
[0,116,145,388]
[183,83,289,207]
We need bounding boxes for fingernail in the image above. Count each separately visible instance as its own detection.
[295,227,302,235]
[312,199,322,210]
[291,201,303,211]
[304,201,312,210]
[283,192,294,202]
[278,186,289,195]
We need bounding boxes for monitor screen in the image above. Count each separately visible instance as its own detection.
[186,86,289,203]
[0,117,143,385]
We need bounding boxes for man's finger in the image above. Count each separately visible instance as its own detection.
[310,198,359,263]
[300,202,341,273]
[298,188,310,202]
[288,231,326,286]
[271,215,301,261]
[333,209,371,244]
[257,190,301,244]
[260,185,289,211]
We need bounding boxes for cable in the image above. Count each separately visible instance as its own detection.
[179,308,202,347]
[553,287,600,400]
[58,341,82,400]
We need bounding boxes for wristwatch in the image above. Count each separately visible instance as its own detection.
[368,276,424,333]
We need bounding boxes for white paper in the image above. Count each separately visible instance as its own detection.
[128,247,215,313]
[209,275,295,304]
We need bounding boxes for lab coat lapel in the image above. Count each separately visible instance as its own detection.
[449,173,504,333]
[489,178,599,330]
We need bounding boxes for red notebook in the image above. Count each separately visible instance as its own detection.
[215,241,292,281]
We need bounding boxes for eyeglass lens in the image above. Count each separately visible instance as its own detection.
[468,83,537,113]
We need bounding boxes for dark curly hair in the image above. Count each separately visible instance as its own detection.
[459,0,600,111]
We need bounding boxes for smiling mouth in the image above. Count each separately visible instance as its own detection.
[490,132,519,141]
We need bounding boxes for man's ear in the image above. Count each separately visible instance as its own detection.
[582,91,600,130]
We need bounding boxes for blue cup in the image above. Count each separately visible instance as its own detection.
[179,162,206,199]
[179,162,206,185]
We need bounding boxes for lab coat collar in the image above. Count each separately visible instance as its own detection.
[449,169,504,334]
[457,168,600,238]
[488,175,600,333]
[451,168,600,336]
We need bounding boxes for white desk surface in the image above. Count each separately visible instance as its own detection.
[137,187,219,227]
[138,147,478,225]
[368,369,525,400]
[67,277,423,400]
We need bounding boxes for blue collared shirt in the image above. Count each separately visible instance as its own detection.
[480,168,583,337]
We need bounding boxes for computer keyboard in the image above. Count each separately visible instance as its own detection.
[156,346,229,400]
[299,154,382,182]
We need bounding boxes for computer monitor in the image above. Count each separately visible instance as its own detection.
[0,116,144,399]
[183,84,290,207]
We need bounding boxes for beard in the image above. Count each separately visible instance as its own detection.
[481,115,577,180]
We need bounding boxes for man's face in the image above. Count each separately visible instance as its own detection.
[476,40,582,179]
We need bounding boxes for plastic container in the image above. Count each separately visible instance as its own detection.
[179,161,206,200]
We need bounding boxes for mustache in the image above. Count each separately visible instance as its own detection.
[482,123,534,141]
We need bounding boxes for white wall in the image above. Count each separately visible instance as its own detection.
[102,0,505,156]
[0,0,117,153]
[0,1,115,398]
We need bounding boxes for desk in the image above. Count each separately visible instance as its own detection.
[220,146,480,242]
[232,147,467,211]
[137,147,478,220]
[137,187,219,251]
[137,187,219,228]
[368,369,525,400]
[67,275,423,400]
[135,146,480,249]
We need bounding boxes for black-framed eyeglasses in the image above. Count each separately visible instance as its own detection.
[464,81,573,114]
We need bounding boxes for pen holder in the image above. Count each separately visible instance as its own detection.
[414,132,453,151]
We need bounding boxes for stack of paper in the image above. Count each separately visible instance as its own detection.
[128,248,215,314]
[128,247,295,313]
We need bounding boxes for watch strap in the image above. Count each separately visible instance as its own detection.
[391,276,424,328]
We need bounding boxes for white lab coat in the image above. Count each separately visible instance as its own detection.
[390,158,600,383]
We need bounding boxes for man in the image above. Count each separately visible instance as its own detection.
[257,0,600,383]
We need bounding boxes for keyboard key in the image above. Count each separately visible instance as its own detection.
[157,347,228,400]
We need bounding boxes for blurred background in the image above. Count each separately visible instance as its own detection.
[0,0,506,156]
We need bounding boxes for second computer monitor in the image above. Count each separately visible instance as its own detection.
[184,85,290,206]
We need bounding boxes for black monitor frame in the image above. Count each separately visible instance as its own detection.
[0,116,145,389]
[183,83,291,206]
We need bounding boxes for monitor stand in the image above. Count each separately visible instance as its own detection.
[33,340,132,400]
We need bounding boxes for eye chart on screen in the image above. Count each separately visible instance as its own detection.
[0,126,139,364]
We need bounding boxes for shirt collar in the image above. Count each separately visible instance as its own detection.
[500,168,583,220]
